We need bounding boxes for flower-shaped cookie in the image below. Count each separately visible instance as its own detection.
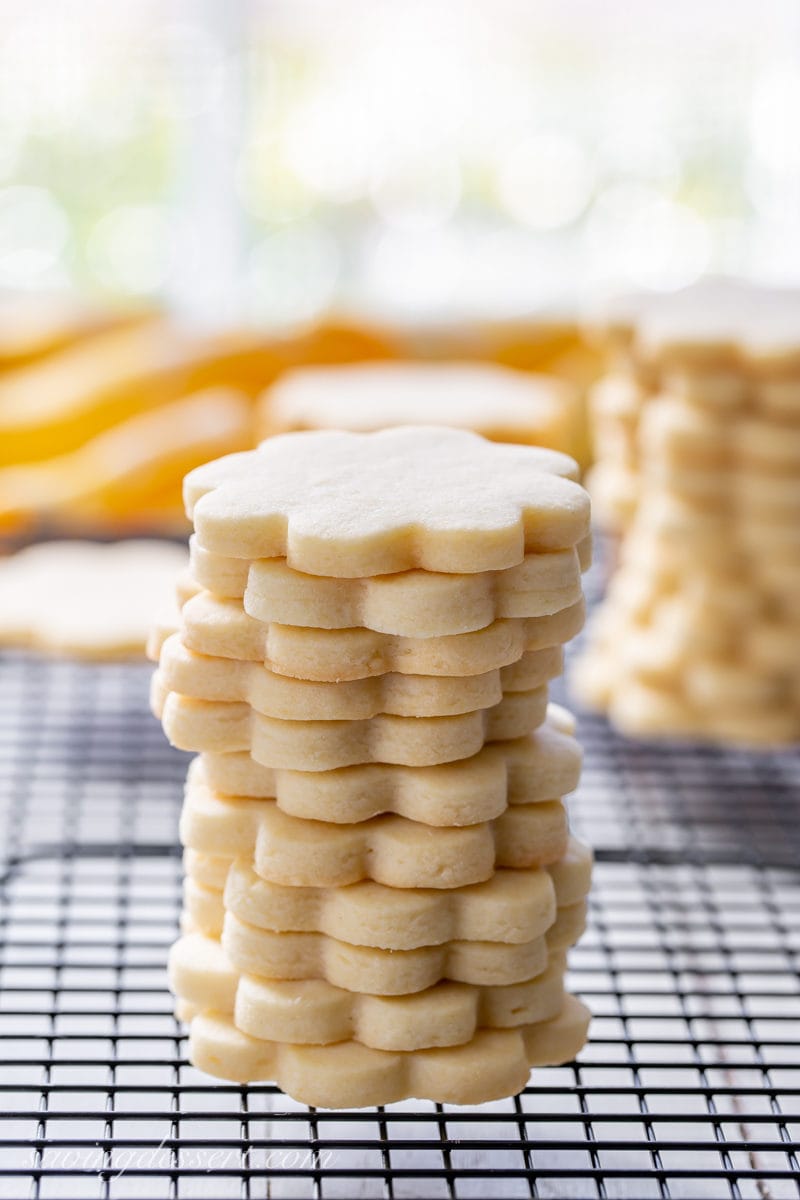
[189,535,586,636]
[182,838,592,949]
[182,996,591,1105]
[184,427,589,576]
[186,856,557,948]
[178,780,568,890]
[156,632,563,721]
[173,589,586,682]
[196,704,582,824]
[153,675,550,771]
[221,912,550,994]
[171,931,567,1051]
[182,865,589,964]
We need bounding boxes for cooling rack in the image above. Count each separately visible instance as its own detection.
[0,579,799,1198]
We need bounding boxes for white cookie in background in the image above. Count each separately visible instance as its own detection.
[258,359,577,447]
[0,539,188,658]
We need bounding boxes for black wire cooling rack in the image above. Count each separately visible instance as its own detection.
[0,586,799,1198]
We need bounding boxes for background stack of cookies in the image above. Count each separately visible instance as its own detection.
[582,372,641,532]
[576,279,800,746]
[150,426,593,1107]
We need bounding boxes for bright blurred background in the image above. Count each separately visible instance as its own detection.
[2,0,800,321]
[1,0,798,542]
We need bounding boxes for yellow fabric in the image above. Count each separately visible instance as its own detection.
[0,389,253,528]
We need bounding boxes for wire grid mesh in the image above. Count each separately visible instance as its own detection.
[0,595,799,1197]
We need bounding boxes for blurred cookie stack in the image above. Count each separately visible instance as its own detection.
[577,279,800,746]
[583,372,641,532]
[150,426,594,1107]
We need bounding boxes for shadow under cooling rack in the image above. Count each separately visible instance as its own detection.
[0,643,798,1198]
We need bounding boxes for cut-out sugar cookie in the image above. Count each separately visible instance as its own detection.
[195,704,581,824]
[739,517,800,556]
[189,536,584,634]
[171,932,567,1051]
[184,862,556,948]
[182,828,592,900]
[258,360,576,444]
[183,859,587,960]
[732,471,800,514]
[153,675,549,768]
[181,875,589,963]
[219,913,549,994]
[155,632,562,720]
[181,836,592,948]
[600,278,800,371]
[179,777,568,889]
[597,668,799,747]
[184,426,589,575]
[172,590,586,681]
[182,995,591,1105]
[0,539,188,658]
[547,837,594,907]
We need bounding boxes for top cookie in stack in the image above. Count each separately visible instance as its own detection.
[151,426,593,1108]
[186,425,589,573]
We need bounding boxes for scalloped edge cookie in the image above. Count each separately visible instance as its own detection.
[171,931,568,1051]
[0,539,188,658]
[179,773,569,890]
[153,675,550,769]
[180,994,590,1105]
[155,632,563,720]
[194,704,581,824]
[184,427,589,576]
[188,536,586,635]
[171,590,586,681]
[181,836,592,949]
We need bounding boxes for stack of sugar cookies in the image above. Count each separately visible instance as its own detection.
[576,279,800,746]
[150,426,594,1107]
